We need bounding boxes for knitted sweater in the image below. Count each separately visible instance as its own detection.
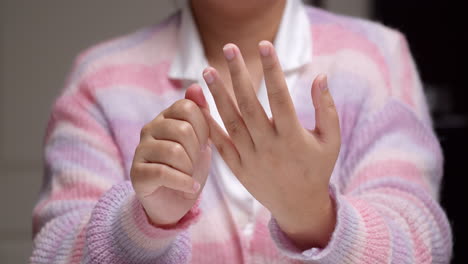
[31,6,453,264]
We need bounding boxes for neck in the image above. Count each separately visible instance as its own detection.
[190,0,286,65]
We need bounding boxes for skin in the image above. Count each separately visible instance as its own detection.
[131,88,212,227]
[190,0,286,93]
[131,0,340,250]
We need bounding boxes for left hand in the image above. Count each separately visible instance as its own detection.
[201,41,341,249]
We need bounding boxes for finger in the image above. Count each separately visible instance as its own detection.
[149,118,200,165]
[311,74,341,144]
[201,109,241,171]
[258,40,300,133]
[185,83,210,113]
[191,141,213,184]
[135,140,193,175]
[223,43,271,139]
[133,163,200,195]
[203,66,254,152]
[164,99,209,146]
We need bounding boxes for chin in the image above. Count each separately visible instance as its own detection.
[191,0,282,17]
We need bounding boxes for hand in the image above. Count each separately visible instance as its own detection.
[201,41,341,248]
[131,84,212,227]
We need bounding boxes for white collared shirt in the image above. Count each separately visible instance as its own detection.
[168,0,312,237]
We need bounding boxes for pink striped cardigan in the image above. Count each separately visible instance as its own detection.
[31,6,453,264]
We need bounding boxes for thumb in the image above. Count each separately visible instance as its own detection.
[311,74,340,144]
[185,83,210,113]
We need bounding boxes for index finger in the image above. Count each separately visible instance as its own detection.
[258,41,300,133]
[163,99,209,147]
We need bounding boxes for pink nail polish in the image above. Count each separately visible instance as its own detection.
[203,70,214,84]
[223,44,236,61]
[320,75,328,92]
[259,41,270,57]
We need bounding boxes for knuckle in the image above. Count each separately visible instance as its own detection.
[134,143,153,161]
[134,144,145,156]
[237,100,255,115]
[130,164,142,182]
[262,59,276,71]
[174,99,198,116]
[215,142,226,156]
[154,164,167,179]
[169,143,184,158]
[270,89,288,106]
[226,119,241,134]
[325,95,336,110]
[178,122,193,138]
[131,164,151,188]
[322,130,341,152]
[140,124,151,139]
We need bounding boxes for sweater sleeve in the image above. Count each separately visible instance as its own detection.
[30,61,199,263]
[268,33,453,263]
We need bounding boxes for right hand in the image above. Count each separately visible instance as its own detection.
[131,84,212,227]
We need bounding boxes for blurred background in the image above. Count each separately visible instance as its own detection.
[0,0,465,263]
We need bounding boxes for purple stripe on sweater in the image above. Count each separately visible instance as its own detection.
[69,13,180,85]
[306,6,391,57]
[87,182,195,264]
[319,196,365,262]
[31,209,90,263]
[112,206,190,262]
[305,6,340,25]
[104,118,147,175]
[293,69,368,148]
[348,179,452,262]
[340,98,443,189]
[45,137,123,180]
[33,200,94,238]
[384,214,415,264]
[95,87,181,122]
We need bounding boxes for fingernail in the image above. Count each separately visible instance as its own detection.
[259,41,270,57]
[203,69,214,84]
[223,44,236,61]
[320,75,328,93]
[193,181,201,193]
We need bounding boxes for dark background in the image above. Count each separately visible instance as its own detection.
[375,2,467,263]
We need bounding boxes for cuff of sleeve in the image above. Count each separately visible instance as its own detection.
[268,184,361,263]
[86,181,200,264]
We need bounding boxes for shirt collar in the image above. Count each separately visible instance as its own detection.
[168,0,312,81]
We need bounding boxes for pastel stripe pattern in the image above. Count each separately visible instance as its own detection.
[31,6,452,264]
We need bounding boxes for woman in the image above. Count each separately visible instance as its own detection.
[31,0,453,263]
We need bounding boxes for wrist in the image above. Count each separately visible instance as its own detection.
[144,207,181,228]
[275,193,336,250]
